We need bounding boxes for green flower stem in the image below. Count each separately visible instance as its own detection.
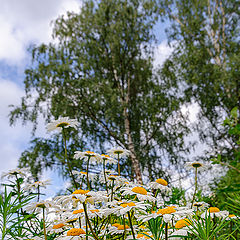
[15,175,22,232]
[80,176,84,188]
[123,216,126,240]
[128,211,136,239]
[86,156,91,190]
[37,185,40,201]
[86,215,88,240]
[230,221,233,236]
[191,167,198,208]
[62,128,78,189]
[99,217,111,239]
[42,208,47,240]
[111,179,115,201]
[83,202,100,240]
[154,189,159,198]
[117,153,120,176]
[103,159,109,193]
[79,217,81,228]
[165,222,168,240]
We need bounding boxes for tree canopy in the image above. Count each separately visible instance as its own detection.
[10,0,190,183]
[160,0,240,155]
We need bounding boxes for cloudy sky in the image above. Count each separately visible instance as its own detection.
[0,0,176,197]
[0,0,82,196]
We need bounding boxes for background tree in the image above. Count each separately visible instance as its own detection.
[159,0,240,154]
[158,0,240,203]
[10,0,190,184]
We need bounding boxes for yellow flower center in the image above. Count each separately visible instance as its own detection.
[112,223,121,227]
[136,232,151,239]
[72,189,90,195]
[53,223,65,229]
[67,228,86,236]
[191,162,203,168]
[56,122,70,128]
[175,219,190,229]
[66,218,78,224]
[127,202,136,207]
[156,178,168,186]
[208,207,220,213]
[85,151,95,156]
[157,206,176,215]
[108,175,118,180]
[132,187,147,195]
[80,171,87,175]
[120,202,136,208]
[193,202,204,207]
[229,214,236,218]
[114,150,124,154]
[73,209,84,214]
[101,154,110,158]
[117,225,130,230]
[90,209,99,213]
[35,203,46,208]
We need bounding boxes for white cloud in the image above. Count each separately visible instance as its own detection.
[0,80,30,173]
[154,40,174,67]
[0,79,51,176]
[0,0,81,63]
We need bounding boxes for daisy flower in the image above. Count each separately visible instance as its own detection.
[25,200,53,214]
[107,148,131,158]
[226,214,239,220]
[156,206,178,223]
[201,207,229,219]
[101,154,117,164]
[121,186,156,202]
[138,206,193,223]
[17,237,43,240]
[24,179,51,191]
[107,174,128,186]
[102,201,148,217]
[72,170,95,181]
[63,209,85,223]
[169,228,189,240]
[46,117,79,132]
[47,222,66,234]
[126,232,153,239]
[55,190,89,207]
[56,228,94,240]
[72,208,85,217]
[108,224,132,235]
[87,190,109,203]
[192,201,209,210]
[149,178,170,192]
[117,201,150,216]
[175,218,190,229]
[136,210,159,222]
[74,151,102,164]
[185,161,208,171]
[172,207,194,220]
[1,167,30,179]
[100,206,120,217]
[87,209,102,218]
[72,189,90,202]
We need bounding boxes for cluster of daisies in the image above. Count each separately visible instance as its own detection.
[1,117,238,240]
[2,166,238,240]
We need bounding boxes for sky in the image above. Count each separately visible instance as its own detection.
[0,0,176,197]
[0,0,223,199]
[0,0,82,196]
